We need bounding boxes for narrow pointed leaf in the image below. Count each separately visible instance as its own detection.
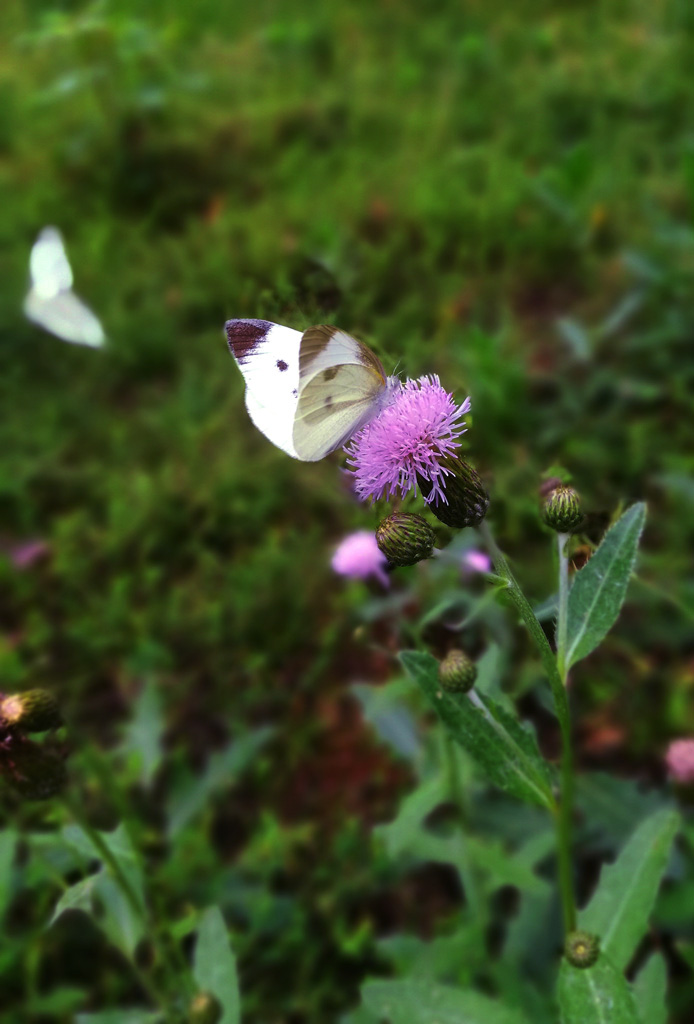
[558,955,640,1024]
[400,651,554,811]
[632,952,667,1024]
[193,906,240,1024]
[362,979,531,1024]
[566,503,646,669]
[579,808,679,972]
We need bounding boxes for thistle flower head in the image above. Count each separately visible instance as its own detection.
[331,530,389,587]
[345,375,471,506]
[666,738,694,784]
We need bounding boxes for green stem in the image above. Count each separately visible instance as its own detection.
[554,531,576,934]
[556,533,570,681]
[479,521,570,742]
[480,520,576,935]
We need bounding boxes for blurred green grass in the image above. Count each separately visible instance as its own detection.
[2,0,694,1020]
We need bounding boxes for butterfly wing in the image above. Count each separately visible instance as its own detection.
[292,326,388,461]
[299,324,387,384]
[29,227,73,299]
[293,362,387,461]
[23,289,106,348]
[225,319,302,458]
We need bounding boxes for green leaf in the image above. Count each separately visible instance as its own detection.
[558,955,641,1024]
[401,651,554,811]
[94,873,145,958]
[50,874,98,926]
[193,906,241,1024]
[632,951,667,1024]
[376,773,448,858]
[75,1012,161,1024]
[168,727,273,838]
[579,808,679,972]
[565,503,646,669]
[122,678,164,787]
[0,829,17,921]
[362,979,530,1024]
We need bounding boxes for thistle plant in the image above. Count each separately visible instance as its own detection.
[333,373,678,1023]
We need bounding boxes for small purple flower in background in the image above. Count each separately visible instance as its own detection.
[7,540,50,570]
[665,738,694,784]
[331,531,389,587]
[345,375,471,506]
[461,549,492,574]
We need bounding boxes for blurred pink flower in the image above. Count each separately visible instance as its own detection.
[345,375,471,506]
[462,549,491,574]
[666,739,694,784]
[331,531,389,587]
[8,540,50,570]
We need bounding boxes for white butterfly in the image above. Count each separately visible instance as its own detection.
[23,227,106,348]
[226,319,400,461]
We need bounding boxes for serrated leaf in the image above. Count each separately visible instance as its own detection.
[401,651,554,811]
[579,808,679,972]
[558,955,640,1024]
[565,503,646,669]
[362,979,530,1024]
[193,906,240,1024]
[632,951,667,1024]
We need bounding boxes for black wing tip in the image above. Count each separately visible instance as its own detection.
[225,318,274,363]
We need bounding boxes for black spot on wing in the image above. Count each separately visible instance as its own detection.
[225,319,274,364]
[323,366,339,381]
[277,359,288,371]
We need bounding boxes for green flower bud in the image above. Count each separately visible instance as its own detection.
[439,649,477,693]
[542,486,582,533]
[0,689,62,733]
[419,456,489,530]
[376,512,435,567]
[564,930,600,969]
[188,992,223,1024]
[3,737,67,800]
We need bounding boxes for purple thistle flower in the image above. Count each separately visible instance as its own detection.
[666,738,694,784]
[345,375,471,506]
[331,531,389,587]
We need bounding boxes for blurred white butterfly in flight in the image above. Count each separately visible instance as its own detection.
[226,319,400,461]
[24,227,105,348]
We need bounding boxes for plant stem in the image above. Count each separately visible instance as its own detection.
[556,533,570,681]
[480,519,577,934]
[554,531,576,934]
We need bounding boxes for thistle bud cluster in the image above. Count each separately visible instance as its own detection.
[0,688,65,801]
